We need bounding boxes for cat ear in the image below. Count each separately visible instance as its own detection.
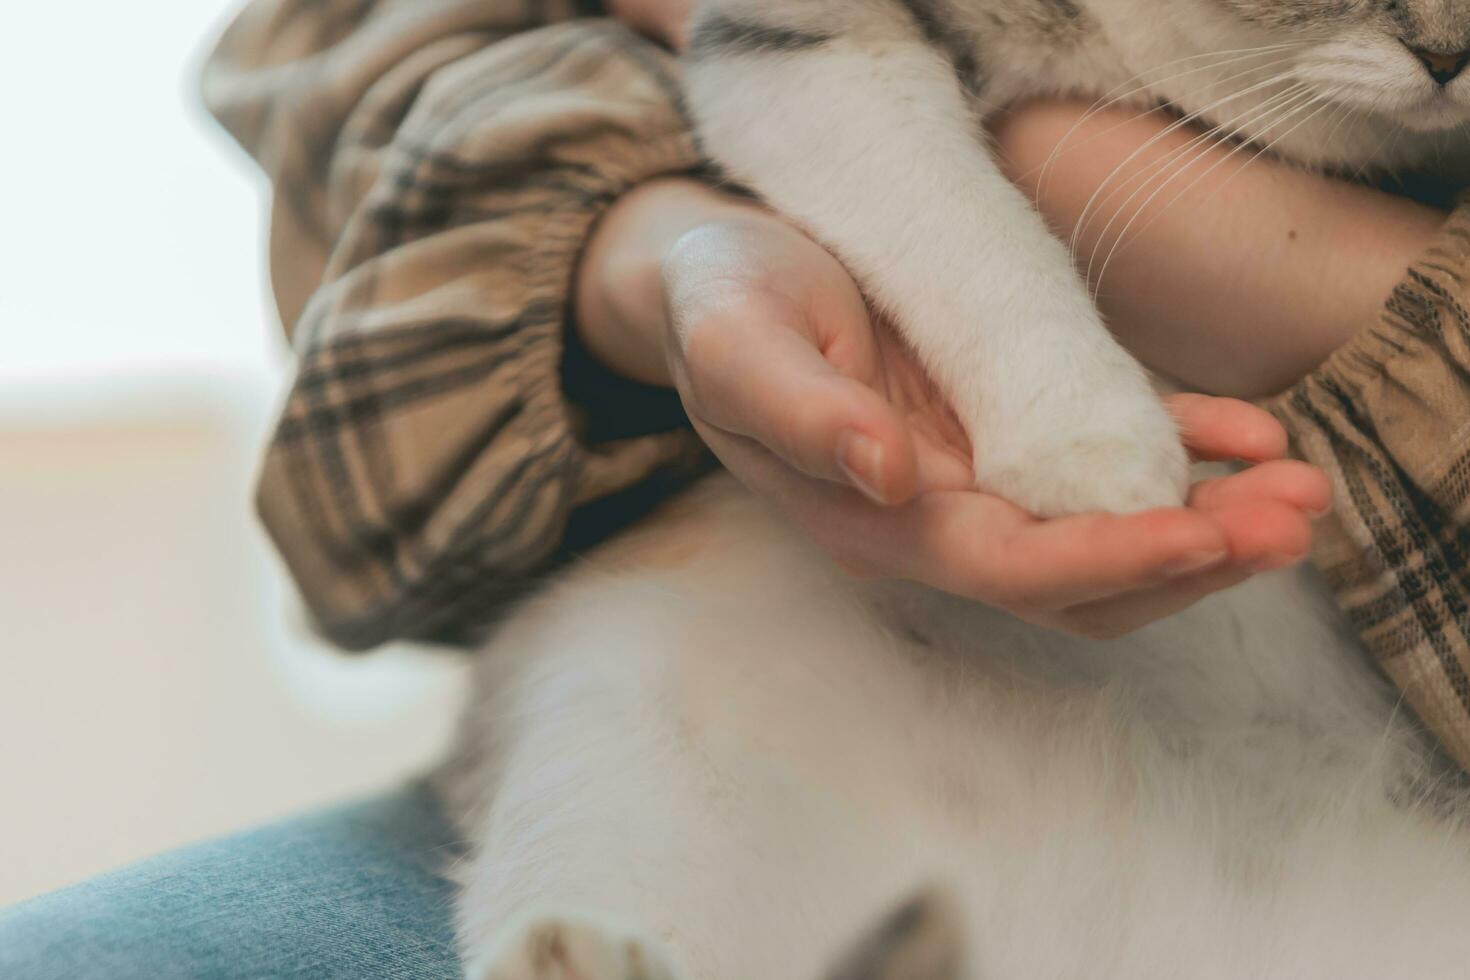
[821,887,966,980]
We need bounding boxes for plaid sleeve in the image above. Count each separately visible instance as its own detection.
[1271,196,1470,769]
[203,2,710,649]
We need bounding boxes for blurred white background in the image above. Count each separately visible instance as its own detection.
[0,1,465,905]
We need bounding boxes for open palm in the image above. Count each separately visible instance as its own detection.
[662,213,1329,638]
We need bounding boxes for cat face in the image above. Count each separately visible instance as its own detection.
[1213,0,1470,131]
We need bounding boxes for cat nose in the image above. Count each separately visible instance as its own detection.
[1406,44,1470,85]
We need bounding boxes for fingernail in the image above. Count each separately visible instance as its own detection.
[1308,502,1333,519]
[837,430,887,505]
[1249,552,1305,574]
[1163,549,1228,577]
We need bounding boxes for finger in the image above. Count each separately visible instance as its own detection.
[1058,564,1255,640]
[912,434,978,494]
[684,316,920,503]
[1166,393,1287,463]
[889,496,1231,610]
[665,2,693,49]
[1189,459,1331,517]
[704,423,1250,613]
[611,0,693,49]
[1060,499,1322,638]
[694,420,912,573]
[1208,498,1314,572]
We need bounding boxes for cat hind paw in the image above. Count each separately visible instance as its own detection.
[468,909,684,980]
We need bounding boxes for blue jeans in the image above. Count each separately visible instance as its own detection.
[0,784,464,979]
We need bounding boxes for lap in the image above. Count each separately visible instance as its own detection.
[0,782,464,979]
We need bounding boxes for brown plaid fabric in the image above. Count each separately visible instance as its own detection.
[203,1,710,649]
[1270,197,1470,770]
[207,2,1470,763]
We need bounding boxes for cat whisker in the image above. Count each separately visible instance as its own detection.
[1347,110,1406,181]
[1092,89,1344,292]
[1033,44,1308,192]
[1082,85,1317,288]
[1069,73,1307,258]
[1091,84,1334,276]
[1075,81,1314,271]
[1067,74,1309,255]
[1047,41,1306,134]
[1318,91,1364,163]
[1070,83,1311,287]
[1037,70,1309,214]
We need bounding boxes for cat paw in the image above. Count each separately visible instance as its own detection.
[468,910,683,980]
[975,404,1189,518]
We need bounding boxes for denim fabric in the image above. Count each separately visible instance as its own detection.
[0,783,464,979]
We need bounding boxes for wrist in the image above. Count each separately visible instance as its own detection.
[574,177,757,387]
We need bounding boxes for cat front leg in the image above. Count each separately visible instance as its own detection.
[684,13,1188,516]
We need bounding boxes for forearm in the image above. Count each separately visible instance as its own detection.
[994,101,1448,399]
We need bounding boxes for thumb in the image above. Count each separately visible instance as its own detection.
[680,316,919,505]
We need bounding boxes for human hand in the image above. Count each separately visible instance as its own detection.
[604,0,692,49]
[575,178,1330,639]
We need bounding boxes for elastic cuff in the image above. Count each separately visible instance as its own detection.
[526,128,710,501]
[1276,193,1470,405]
[1265,194,1470,773]
[1269,195,1470,492]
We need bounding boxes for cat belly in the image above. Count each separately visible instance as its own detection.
[442,476,1470,979]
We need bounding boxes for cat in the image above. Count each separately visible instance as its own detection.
[439,475,1470,979]
[437,2,1470,977]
